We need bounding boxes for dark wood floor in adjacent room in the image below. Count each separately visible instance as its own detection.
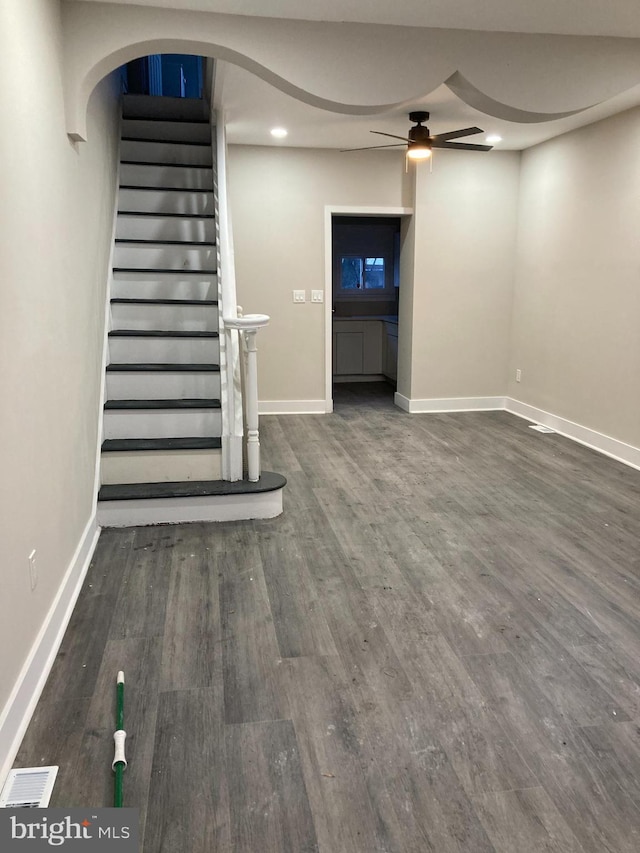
[16,383,640,852]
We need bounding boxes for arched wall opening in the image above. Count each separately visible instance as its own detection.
[62,3,640,143]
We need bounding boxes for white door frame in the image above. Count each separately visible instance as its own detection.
[323,205,413,413]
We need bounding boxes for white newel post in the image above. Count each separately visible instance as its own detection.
[223,314,270,482]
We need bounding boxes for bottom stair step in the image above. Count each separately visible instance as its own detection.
[99,473,286,501]
[97,472,287,527]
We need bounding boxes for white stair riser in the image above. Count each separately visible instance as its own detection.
[106,371,221,399]
[121,139,212,167]
[109,336,220,363]
[120,163,212,190]
[101,448,222,484]
[97,491,283,527]
[116,215,214,243]
[111,274,218,301]
[122,118,211,144]
[118,188,213,216]
[103,409,222,439]
[110,303,218,331]
[114,244,215,270]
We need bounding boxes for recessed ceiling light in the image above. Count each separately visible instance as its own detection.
[486,135,502,144]
[270,127,288,139]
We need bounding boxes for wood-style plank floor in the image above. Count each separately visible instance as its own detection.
[16,383,640,852]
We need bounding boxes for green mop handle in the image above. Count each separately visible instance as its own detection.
[112,671,127,807]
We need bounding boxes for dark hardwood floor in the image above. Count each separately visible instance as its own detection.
[16,383,640,852]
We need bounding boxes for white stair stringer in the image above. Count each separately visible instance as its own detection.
[98,94,285,524]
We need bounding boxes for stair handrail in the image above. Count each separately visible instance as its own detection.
[213,117,243,480]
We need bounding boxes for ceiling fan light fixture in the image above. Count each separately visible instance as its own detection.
[407,144,432,160]
[270,127,288,138]
[486,134,502,144]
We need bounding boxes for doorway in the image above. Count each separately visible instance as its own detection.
[331,216,400,404]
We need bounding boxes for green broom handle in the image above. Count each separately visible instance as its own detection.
[113,671,127,808]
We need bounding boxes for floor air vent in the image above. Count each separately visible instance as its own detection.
[529,424,556,434]
[0,767,58,808]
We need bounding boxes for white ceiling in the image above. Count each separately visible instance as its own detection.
[79,0,640,150]
[79,0,640,39]
[220,63,640,152]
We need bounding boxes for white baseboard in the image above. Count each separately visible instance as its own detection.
[259,400,328,414]
[506,398,640,471]
[394,394,507,413]
[0,516,100,786]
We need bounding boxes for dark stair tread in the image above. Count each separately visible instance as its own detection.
[110,297,217,304]
[121,137,211,147]
[105,398,221,410]
[119,185,213,194]
[118,210,215,219]
[106,363,220,372]
[109,329,219,338]
[120,160,212,169]
[115,238,215,246]
[122,116,210,124]
[113,268,217,275]
[98,472,287,502]
[102,437,222,452]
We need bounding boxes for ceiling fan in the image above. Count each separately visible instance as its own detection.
[342,111,493,159]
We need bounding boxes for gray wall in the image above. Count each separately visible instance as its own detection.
[510,106,640,448]
[0,0,120,720]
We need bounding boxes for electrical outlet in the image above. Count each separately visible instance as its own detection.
[293,290,306,303]
[516,369,522,382]
[311,290,324,303]
[28,550,37,591]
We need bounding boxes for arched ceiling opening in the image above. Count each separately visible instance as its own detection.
[64,2,640,146]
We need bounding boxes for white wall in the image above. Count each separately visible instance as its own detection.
[510,107,640,448]
[405,150,520,403]
[228,144,520,407]
[227,146,411,404]
[0,0,119,765]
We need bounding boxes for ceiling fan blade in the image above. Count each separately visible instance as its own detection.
[430,126,484,143]
[340,143,407,152]
[371,131,411,142]
[431,141,493,151]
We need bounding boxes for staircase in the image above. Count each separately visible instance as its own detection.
[97,95,285,526]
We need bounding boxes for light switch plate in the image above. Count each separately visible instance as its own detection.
[311,290,324,303]
[293,290,306,303]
